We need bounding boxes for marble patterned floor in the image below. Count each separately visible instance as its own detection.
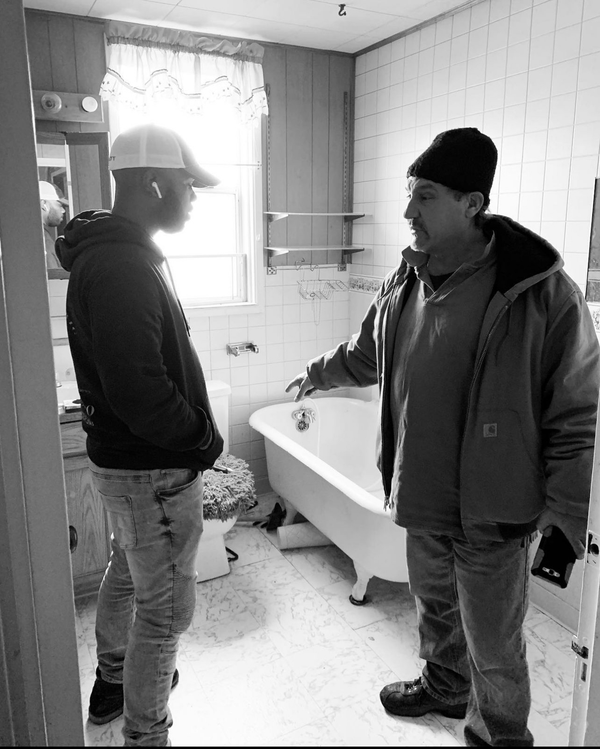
[76,493,575,747]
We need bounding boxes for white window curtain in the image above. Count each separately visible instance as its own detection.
[97,22,265,311]
[99,21,268,123]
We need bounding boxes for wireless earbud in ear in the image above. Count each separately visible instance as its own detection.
[152,182,163,199]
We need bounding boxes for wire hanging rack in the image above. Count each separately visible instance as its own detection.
[295,261,348,299]
[297,279,334,300]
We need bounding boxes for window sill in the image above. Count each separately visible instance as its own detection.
[184,299,264,321]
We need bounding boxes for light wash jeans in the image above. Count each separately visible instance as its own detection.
[406,530,534,747]
[89,461,204,747]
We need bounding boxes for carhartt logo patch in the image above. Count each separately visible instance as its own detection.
[483,423,497,438]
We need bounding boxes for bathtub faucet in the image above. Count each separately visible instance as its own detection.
[292,406,316,432]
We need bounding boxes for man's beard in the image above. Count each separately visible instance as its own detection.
[159,189,187,233]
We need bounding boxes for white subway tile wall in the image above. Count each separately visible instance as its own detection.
[351,0,600,289]
[193,267,352,491]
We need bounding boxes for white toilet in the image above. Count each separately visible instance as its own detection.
[195,379,237,583]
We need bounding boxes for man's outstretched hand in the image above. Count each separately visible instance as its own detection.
[285,373,317,402]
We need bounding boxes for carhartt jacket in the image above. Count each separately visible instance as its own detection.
[56,210,223,471]
[307,215,600,529]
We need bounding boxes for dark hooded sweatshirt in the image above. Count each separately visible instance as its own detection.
[56,210,223,471]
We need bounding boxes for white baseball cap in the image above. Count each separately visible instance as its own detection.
[39,180,69,204]
[108,124,220,188]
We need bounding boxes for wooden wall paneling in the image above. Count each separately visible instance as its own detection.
[24,13,56,134]
[327,55,352,265]
[262,46,288,266]
[286,48,313,265]
[24,13,52,89]
[344,56,357,258]
[73,18,109,133]
[47,15,80,133]
[260,111,269,271]
[256,46,354,272]
[312,53,330,256]
[26,12,108,134]
[66,132,112,214]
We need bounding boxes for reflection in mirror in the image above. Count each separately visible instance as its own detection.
[36,132,72,275]
[586,178,600,303]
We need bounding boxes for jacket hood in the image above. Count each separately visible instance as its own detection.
[56,210,161,272]
[482,214,563,295]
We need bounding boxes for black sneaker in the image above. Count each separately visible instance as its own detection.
[88,667,180,725]
[464,726,491,746]
[380,676,467,719]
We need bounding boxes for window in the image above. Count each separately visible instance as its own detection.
[109,100,263,312]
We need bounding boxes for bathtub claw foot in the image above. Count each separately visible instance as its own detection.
[351,562,372,603]
[349,593,370,606]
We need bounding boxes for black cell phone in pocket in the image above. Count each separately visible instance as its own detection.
[531,526,577,589]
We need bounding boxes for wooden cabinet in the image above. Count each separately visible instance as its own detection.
[60,416,110,597]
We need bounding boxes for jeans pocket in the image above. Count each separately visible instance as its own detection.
[156,469,202,499]
[156,471,204,579]
[98,492,137,549]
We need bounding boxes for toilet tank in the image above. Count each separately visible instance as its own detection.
[206,379,231,454]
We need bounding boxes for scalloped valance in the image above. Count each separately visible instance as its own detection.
[100,21,268,122]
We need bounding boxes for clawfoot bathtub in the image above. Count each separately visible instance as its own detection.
[249,396,408,602]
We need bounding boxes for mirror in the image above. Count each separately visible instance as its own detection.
[36,132,71,279]
[37,130,112,345]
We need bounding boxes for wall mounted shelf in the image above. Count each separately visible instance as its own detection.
[264,211,366,272]
[266,211,365,222]
[264,90,361,275]
[266,245,364,257]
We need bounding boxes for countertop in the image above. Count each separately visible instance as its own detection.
[59,409,82,425]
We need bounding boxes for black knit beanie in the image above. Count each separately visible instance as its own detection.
[407,128,498,202]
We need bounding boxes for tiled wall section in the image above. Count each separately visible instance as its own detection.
[51,266,351,493]
[191,268,350,493]
[351,0,600,292]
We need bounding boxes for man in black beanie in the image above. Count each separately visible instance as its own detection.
[287,127,599,746]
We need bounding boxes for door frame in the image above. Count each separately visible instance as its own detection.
[0,2,84,745]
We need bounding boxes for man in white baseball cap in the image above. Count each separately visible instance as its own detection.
[55,124,222,747]
[39,180,68,269]
[108,123,219,188]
